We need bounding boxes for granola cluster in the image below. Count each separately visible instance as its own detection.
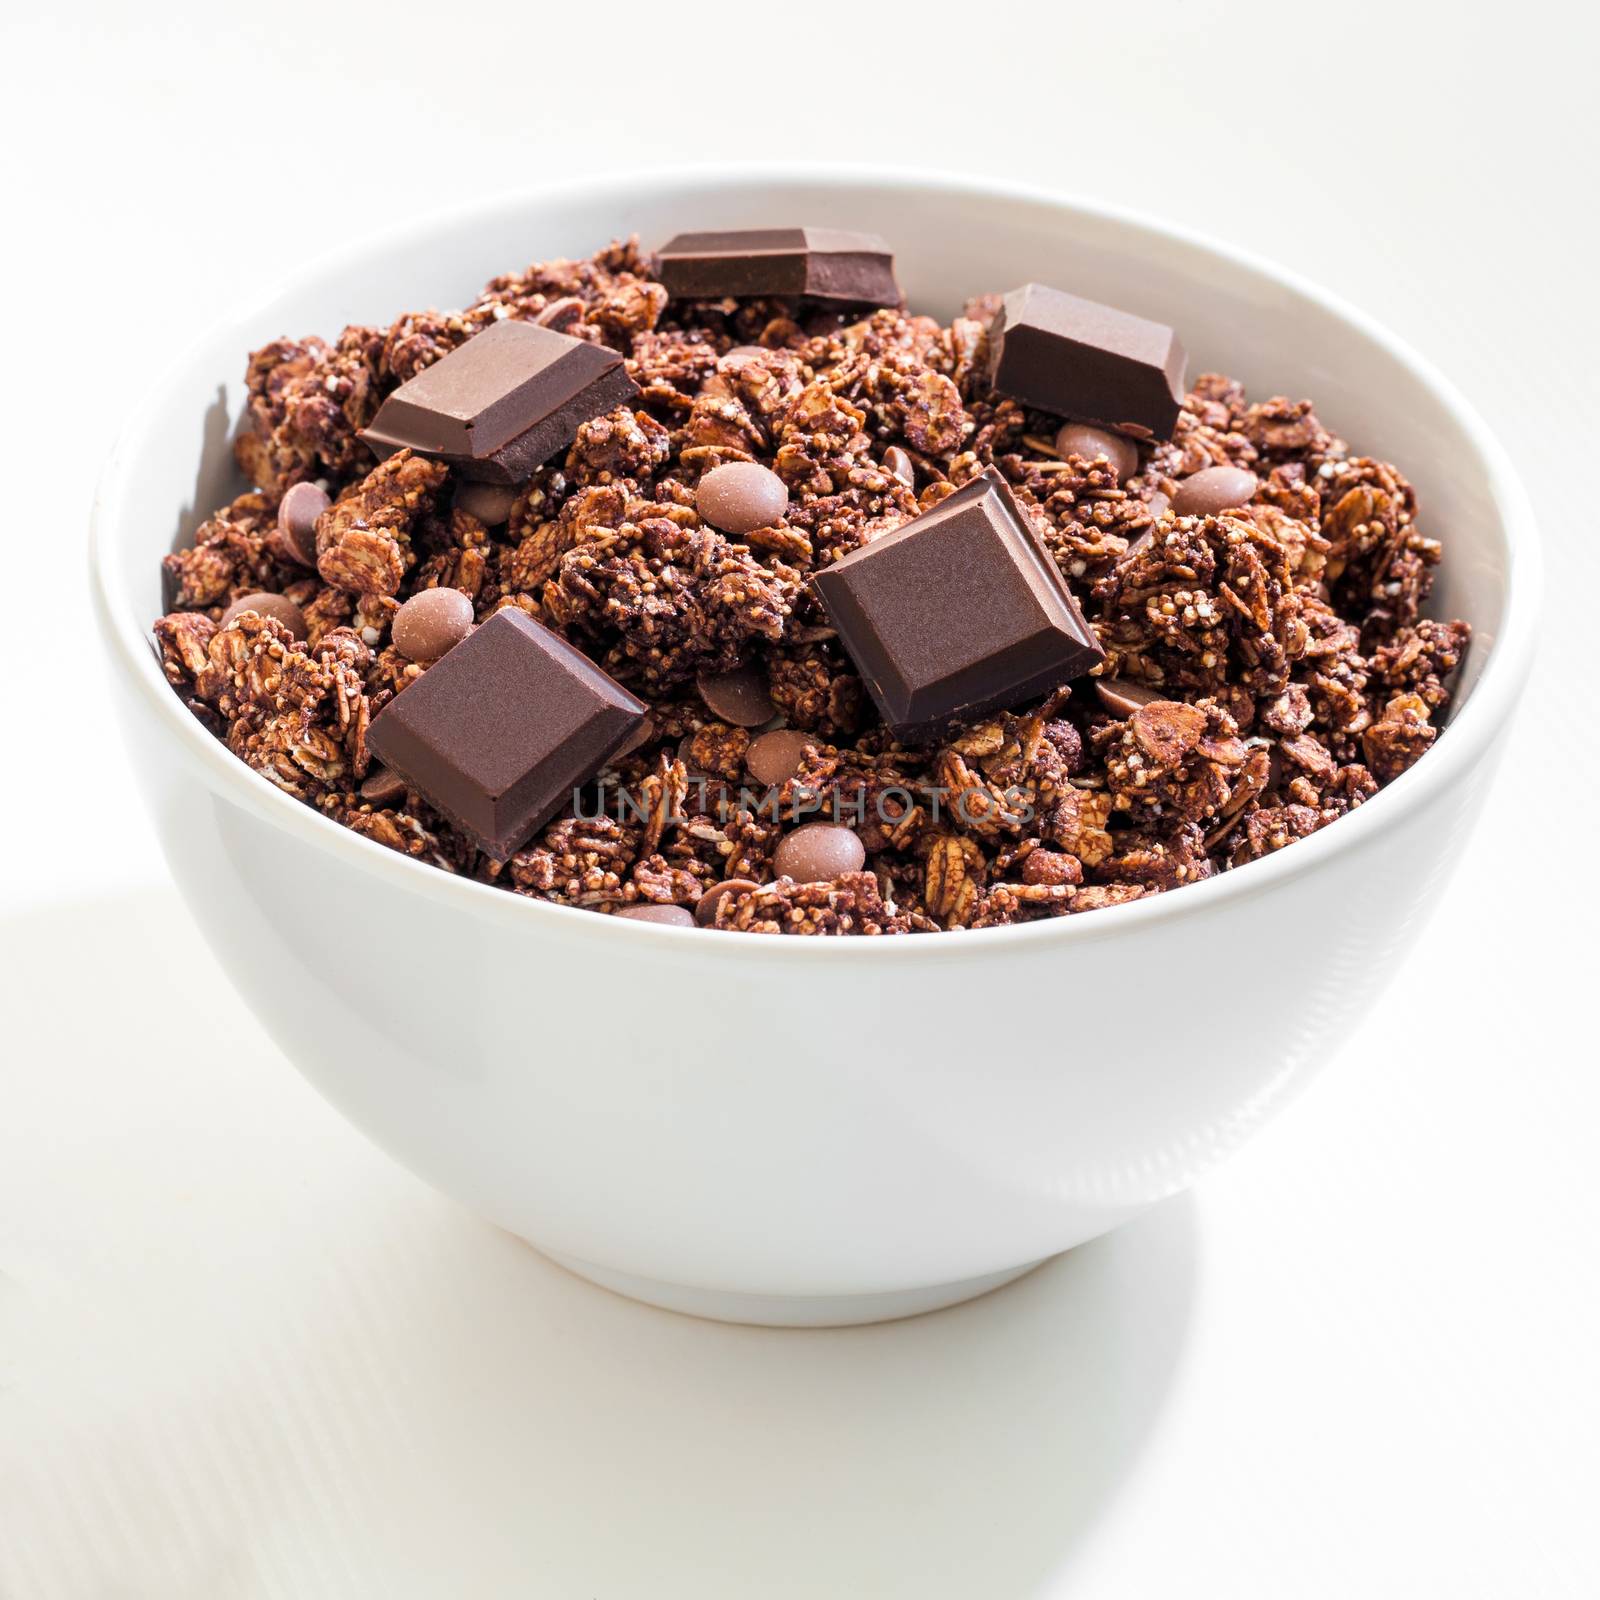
[154,238,1469,934]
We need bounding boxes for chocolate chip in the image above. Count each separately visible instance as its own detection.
[694,878,759,926]
[773,822,866,882]
[1054,423,1139,483]
[804,308,853,338]
[676,731,710,776]
[883,445,916,487]
[454,479,523,527]
[1170,465,1258,517]
[1146,491,1170,519]
[392,588,474,663]
[535,295,587,332]
[613,714,656,759]
[696,663,775,727]
[721,344,771,366]
[220,591,306,640]
[276,482,329,567]
[616,903,696,927]
[1094,677,1167,718]
[746,728,813,787]
[695,461,789,535]
[359,766,408,807]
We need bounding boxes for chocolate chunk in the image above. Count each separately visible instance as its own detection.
[987,283,1186,442]
[361,321,639,484]
[366,608,646,861]
[657,228,900,307]
[811,467,1104,741]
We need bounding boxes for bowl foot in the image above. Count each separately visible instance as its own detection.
[538,1249,1052,1327]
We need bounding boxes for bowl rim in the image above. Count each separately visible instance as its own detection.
[90,163,1542,961]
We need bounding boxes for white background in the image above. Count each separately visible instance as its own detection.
[3,3,1598,1595]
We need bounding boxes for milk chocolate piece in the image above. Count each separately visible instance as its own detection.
[811,468,1104,741]
[366,609,646,861]
[657,228,900,306]
[987,283,1186,442]
[361,321,639,483]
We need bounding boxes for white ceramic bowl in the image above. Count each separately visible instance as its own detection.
[92,169,1539,1325]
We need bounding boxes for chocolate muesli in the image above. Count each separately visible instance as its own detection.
[153,228,1469,935]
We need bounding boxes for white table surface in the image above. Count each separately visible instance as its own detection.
[3,3,1597,1594]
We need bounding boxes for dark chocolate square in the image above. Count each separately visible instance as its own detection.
[987,282,1186,442]
[366,609,646,860]
[361,320,639,483]
[656,227,900,306]
[811,468,1104,742]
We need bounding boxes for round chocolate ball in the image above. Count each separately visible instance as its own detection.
[696,461,789,535]
[392,588,475,663]
[359,766,408,807]
[615,903,696,927]
[1054,423,1139,483]
[883,446,916,488]
[220,591,306,641]
[454,479,523,527]
[535,295,587,332]
[1094,678,1166,718]
[746,729,813,788]
[613,714,656,760]
[696,664,775,728]
[276,482,329,567]
[773,822,866,883]
[694,878,760,927]
[1170,465,1258,517]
